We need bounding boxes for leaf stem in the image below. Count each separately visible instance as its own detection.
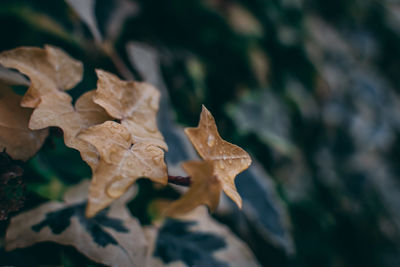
[101,42,135,81]
[168,175,191,186]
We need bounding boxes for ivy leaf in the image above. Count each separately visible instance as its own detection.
[147,207,260,267]
[166,161,221,216]
[29,90,110,170]
[78,121,167,217]
[0,85,48,161]
[0,45,83,108]
[223,161,295,254]
[184,105,252,208]
[94,69,168,150]
[6,180,148,267]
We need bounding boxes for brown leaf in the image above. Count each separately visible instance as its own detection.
[6,180,149,267]
[166,161,221,216]
[29,90,110,170]
[0,85,48,161]
[0,45,83,108]
[94,69,168,150]
[78,121,167,217]
[185,105,252,208]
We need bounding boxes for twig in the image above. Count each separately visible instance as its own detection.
[101,42,135,81]
[168,175,191,186]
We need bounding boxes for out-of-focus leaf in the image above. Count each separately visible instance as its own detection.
[166,161,221,216]
[385,1,400,36]
[6,180,148,267]
[146,207,261,267]
[228,160,295,254]
[66,0,139,43]
[248,45,269,87]
[0,4,77,45]
[0,46,83,108]
[105,0,139,42]
[65,0,102,42]
[226,3,263,37]
[185,105,252,209]
[0,85,48,161]
[126,42,198,176]
[79,121,167,218]
[0,65,29,86]
[29,90,110,170]
[226,90,296,156]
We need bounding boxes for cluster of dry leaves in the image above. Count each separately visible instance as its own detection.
[0,45,252,218]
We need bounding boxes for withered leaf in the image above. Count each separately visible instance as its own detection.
[166,161,221,216]
[94,69,168,150]
[78,121,167,217]
[146,207,261,267]
[0,45,83,108]
[29,90,110,170]
[6,180,148,267]
[0,85,48,161]
[185,105,252,208]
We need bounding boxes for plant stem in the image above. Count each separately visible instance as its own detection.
[168,175,191,186]
[101,42,135,81]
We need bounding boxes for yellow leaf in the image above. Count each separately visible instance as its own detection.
[0,45,82,108]
[184,105,251,208]
[29,90,110,170]
[0,85,48,161]
[166,161,221,216]
[94,69,167,150]
[79,121,167,217]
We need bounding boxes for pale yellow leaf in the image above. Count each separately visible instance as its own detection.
[0,45,82,108]
[78,121,167,217]
[0,85,48,161]
[185,105,251,208]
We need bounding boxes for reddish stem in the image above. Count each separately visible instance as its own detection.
[168,175,191,186]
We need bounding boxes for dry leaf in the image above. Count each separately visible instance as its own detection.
[78,121,167,217]
[94,69,168,150]
[0,85,48,161]
[166,161,221,216]
[146,207,261,267]
[0,45,83,108]
[6,180,148,267]
[185,105,251,208]
[29,90,110,170]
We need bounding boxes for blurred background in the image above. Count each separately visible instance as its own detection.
[1,0,400,266]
